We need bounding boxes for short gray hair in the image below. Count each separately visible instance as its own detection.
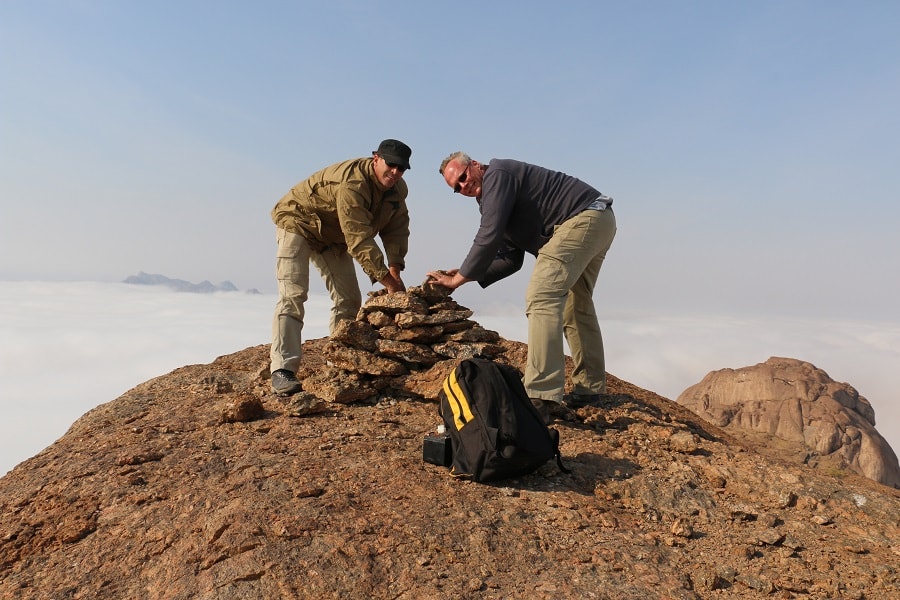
[439,151,471,175]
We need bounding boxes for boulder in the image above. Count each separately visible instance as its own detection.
[677,356,900,487]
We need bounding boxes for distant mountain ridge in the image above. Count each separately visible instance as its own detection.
[123,271,258,294]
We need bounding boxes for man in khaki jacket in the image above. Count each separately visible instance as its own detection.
[269,139,412,395]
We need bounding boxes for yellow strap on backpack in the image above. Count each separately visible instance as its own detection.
[442,367,475,430]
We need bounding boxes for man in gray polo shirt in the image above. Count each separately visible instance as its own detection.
[427,152,616,423]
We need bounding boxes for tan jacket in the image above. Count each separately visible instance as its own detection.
[271,157,409,282]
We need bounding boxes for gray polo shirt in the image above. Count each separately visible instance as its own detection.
[459,159,609,286]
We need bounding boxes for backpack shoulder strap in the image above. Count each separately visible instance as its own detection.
[547,428,571,474]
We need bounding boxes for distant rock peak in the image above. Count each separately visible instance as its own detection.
[123,271,242,294]
[677,356,900,488]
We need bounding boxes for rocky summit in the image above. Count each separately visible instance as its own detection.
[1,287,899,599]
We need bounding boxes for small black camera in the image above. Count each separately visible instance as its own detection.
[423,433,452,467]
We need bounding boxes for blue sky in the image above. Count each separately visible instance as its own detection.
[2,1,898,318]
[1,3,899,470]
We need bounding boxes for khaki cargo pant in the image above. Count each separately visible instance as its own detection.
[524,207,616,402]
[270,228,361,373]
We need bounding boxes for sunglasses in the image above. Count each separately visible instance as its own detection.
[379,154,407,172]
[453,163,471,193]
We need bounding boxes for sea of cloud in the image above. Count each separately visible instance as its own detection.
[1,281,898,476]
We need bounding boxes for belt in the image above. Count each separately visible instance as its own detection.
[585,194,613,211]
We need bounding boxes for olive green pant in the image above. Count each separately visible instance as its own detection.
[524,207,616,402]
[270,228,361,373]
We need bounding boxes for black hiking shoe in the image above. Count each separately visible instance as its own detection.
[547,400,577,421]
[530,399,551,425]
[563,392,602,408]
[531,399,576,424]
[271,369,302,395]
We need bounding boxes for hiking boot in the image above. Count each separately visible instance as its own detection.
[271,369,302,395]
[564,392,602,408]
[547,400,577,421]
[531,399,576,423]
[530,399,551,425]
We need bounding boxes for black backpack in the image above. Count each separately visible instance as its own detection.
[437,358,568,482]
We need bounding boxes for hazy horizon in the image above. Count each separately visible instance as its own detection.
[1,280,897,478]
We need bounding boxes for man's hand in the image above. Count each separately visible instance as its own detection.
[426,268,470,290]
[379,269,405,293]
[389,265,405,290]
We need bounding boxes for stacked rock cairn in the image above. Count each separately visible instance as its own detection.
[287,277,506,414]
